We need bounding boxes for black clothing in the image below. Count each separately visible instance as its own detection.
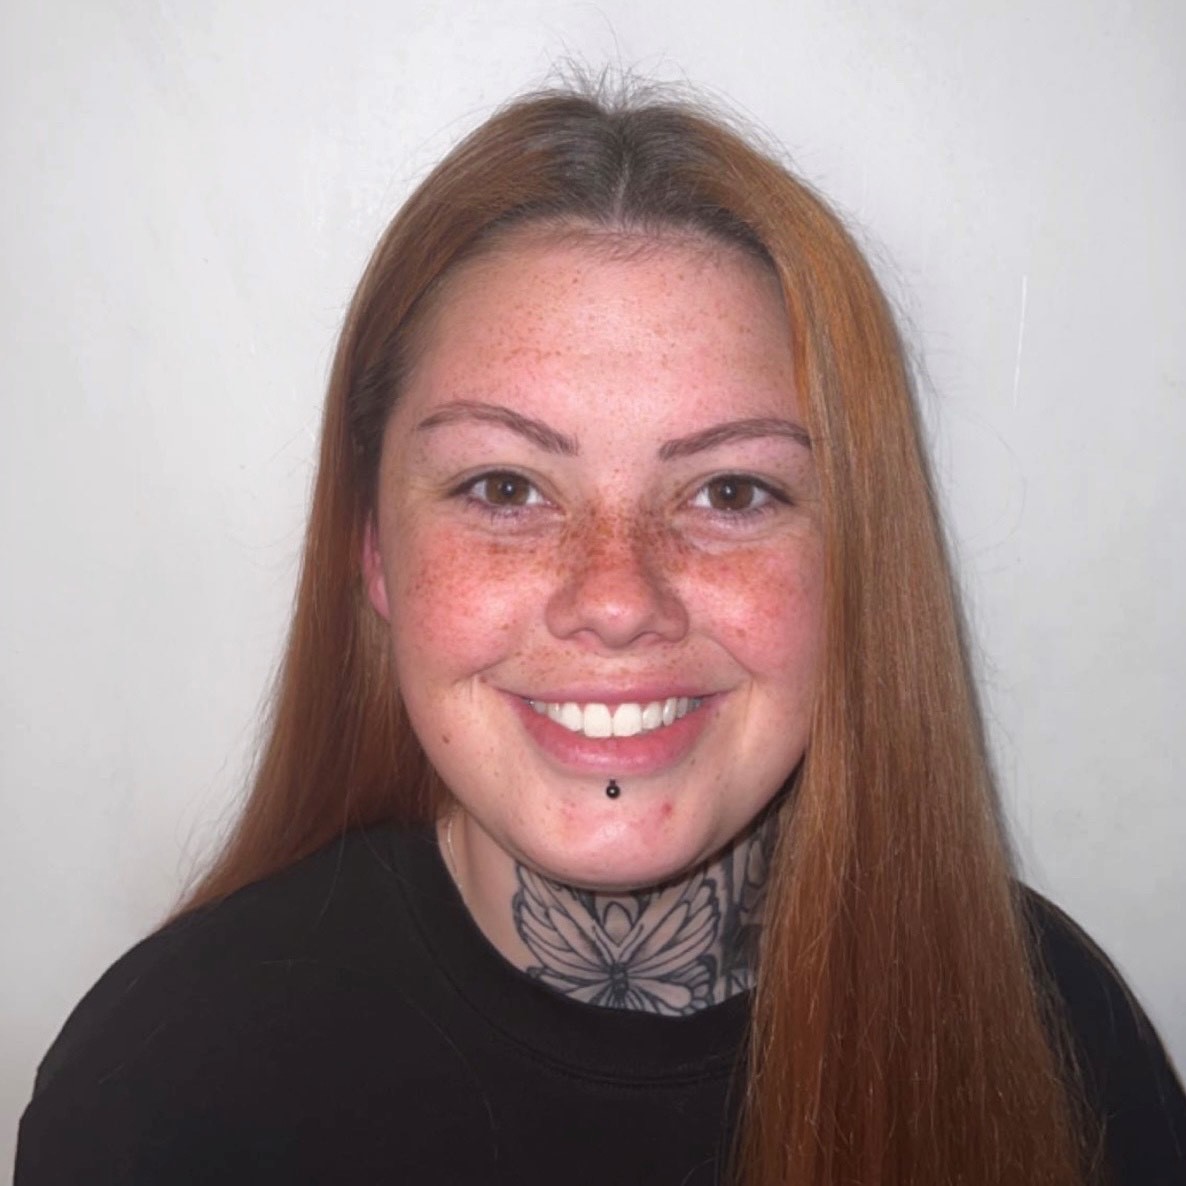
[17,826,1186,1184]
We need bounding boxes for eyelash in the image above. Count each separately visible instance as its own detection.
[451,470,790,523]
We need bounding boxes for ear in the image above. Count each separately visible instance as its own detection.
[362,516,391,622]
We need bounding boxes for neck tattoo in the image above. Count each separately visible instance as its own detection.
[511,814,775,1016]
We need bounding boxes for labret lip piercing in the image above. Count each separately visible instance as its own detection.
[605,779,622,800]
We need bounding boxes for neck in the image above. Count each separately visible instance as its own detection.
[441,810,775,1017]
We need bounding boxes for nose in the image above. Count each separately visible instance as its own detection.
[544,515,689,650]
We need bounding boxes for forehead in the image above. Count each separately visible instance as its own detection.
[391,226,799,438]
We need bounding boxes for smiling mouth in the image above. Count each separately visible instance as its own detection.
[526,697,703,739]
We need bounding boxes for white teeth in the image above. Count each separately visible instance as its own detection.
[529,696,702,739]
[611,702,642,737]
[583,703,613,738]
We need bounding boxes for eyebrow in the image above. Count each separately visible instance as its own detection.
[416,400,811,460]
[657,417,812,460]
[416,400,579,455]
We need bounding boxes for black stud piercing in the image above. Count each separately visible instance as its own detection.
[605,779,621,799]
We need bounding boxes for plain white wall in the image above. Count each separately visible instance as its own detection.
[3,0,1183,1170]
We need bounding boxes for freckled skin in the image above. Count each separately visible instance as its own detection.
[363,228,823,944]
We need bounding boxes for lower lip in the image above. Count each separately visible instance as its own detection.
[511,696,716,777]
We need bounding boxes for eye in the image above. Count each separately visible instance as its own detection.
[463,471,545,508]
[690,475,778,513]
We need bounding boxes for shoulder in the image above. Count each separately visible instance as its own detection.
[1020,888,1186,1182]
[17,826,463,1184]
[32,827,421,1090]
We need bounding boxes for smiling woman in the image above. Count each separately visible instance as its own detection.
[365,234,821,892]
[16,86,1186,1186]
[363,231,821,1008]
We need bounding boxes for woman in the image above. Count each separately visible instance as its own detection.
[18,86,1185,1185]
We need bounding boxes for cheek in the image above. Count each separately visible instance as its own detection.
[387,523,548,670]
[688,540,824,679]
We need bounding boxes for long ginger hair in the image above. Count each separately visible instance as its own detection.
[183,86,1090,1185]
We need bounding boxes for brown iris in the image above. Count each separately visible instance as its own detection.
[704,476,761,511]
[480,473,534,506]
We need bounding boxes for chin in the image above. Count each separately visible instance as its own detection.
[516,812,727,894]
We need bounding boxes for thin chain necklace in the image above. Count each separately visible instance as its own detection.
[443,809,463,897]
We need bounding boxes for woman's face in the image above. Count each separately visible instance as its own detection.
[365,229,823,891]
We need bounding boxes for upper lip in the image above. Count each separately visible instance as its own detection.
[508,685,716,705]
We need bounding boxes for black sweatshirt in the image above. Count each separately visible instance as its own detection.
[17,826,1186,1184]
